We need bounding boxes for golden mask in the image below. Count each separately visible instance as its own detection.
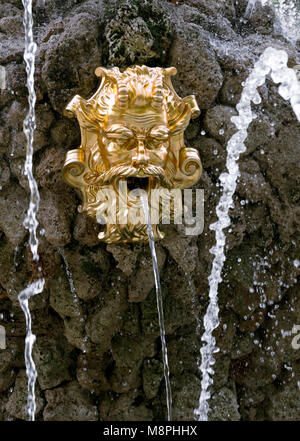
[63,65,202,243]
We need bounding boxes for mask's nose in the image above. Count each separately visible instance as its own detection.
[131,139,148,168]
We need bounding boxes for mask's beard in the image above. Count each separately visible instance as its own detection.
[85,158,177,243]
[99,163,174,189]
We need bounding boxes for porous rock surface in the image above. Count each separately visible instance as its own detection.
[0,0,299,421]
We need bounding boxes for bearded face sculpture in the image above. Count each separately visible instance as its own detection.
[63,65,202,243]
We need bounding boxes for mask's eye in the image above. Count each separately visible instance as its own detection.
[105,137,132,154]
[104,126,133,150]
[115,138,129,147]
[125,138,136,150]
[146,137,162,150]
[147,126,169,149]
[105,125,133,141]
[149,126,170,138]
[148,126,169,141]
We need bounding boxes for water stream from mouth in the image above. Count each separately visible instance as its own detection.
[17,0,45,421]
[141,192,172,421]
[195,46,300,421]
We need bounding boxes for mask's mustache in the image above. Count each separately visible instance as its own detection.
[99,164,173,188]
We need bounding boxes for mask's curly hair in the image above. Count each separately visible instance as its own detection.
[78,65,192,134]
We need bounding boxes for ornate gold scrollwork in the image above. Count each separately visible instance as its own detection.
[62,149,85,187]
[178,147,202,187]
[62,65,202,243]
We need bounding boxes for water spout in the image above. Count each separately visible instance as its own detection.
[140,192,172,421]
[195,46,300,421]
[18,0,44,421]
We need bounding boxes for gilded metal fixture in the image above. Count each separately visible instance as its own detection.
[63,65,202,243]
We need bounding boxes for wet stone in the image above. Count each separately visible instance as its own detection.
[33,334,75,390]
[43,381,98,421]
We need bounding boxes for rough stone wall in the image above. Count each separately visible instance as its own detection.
[0,0,299,421]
